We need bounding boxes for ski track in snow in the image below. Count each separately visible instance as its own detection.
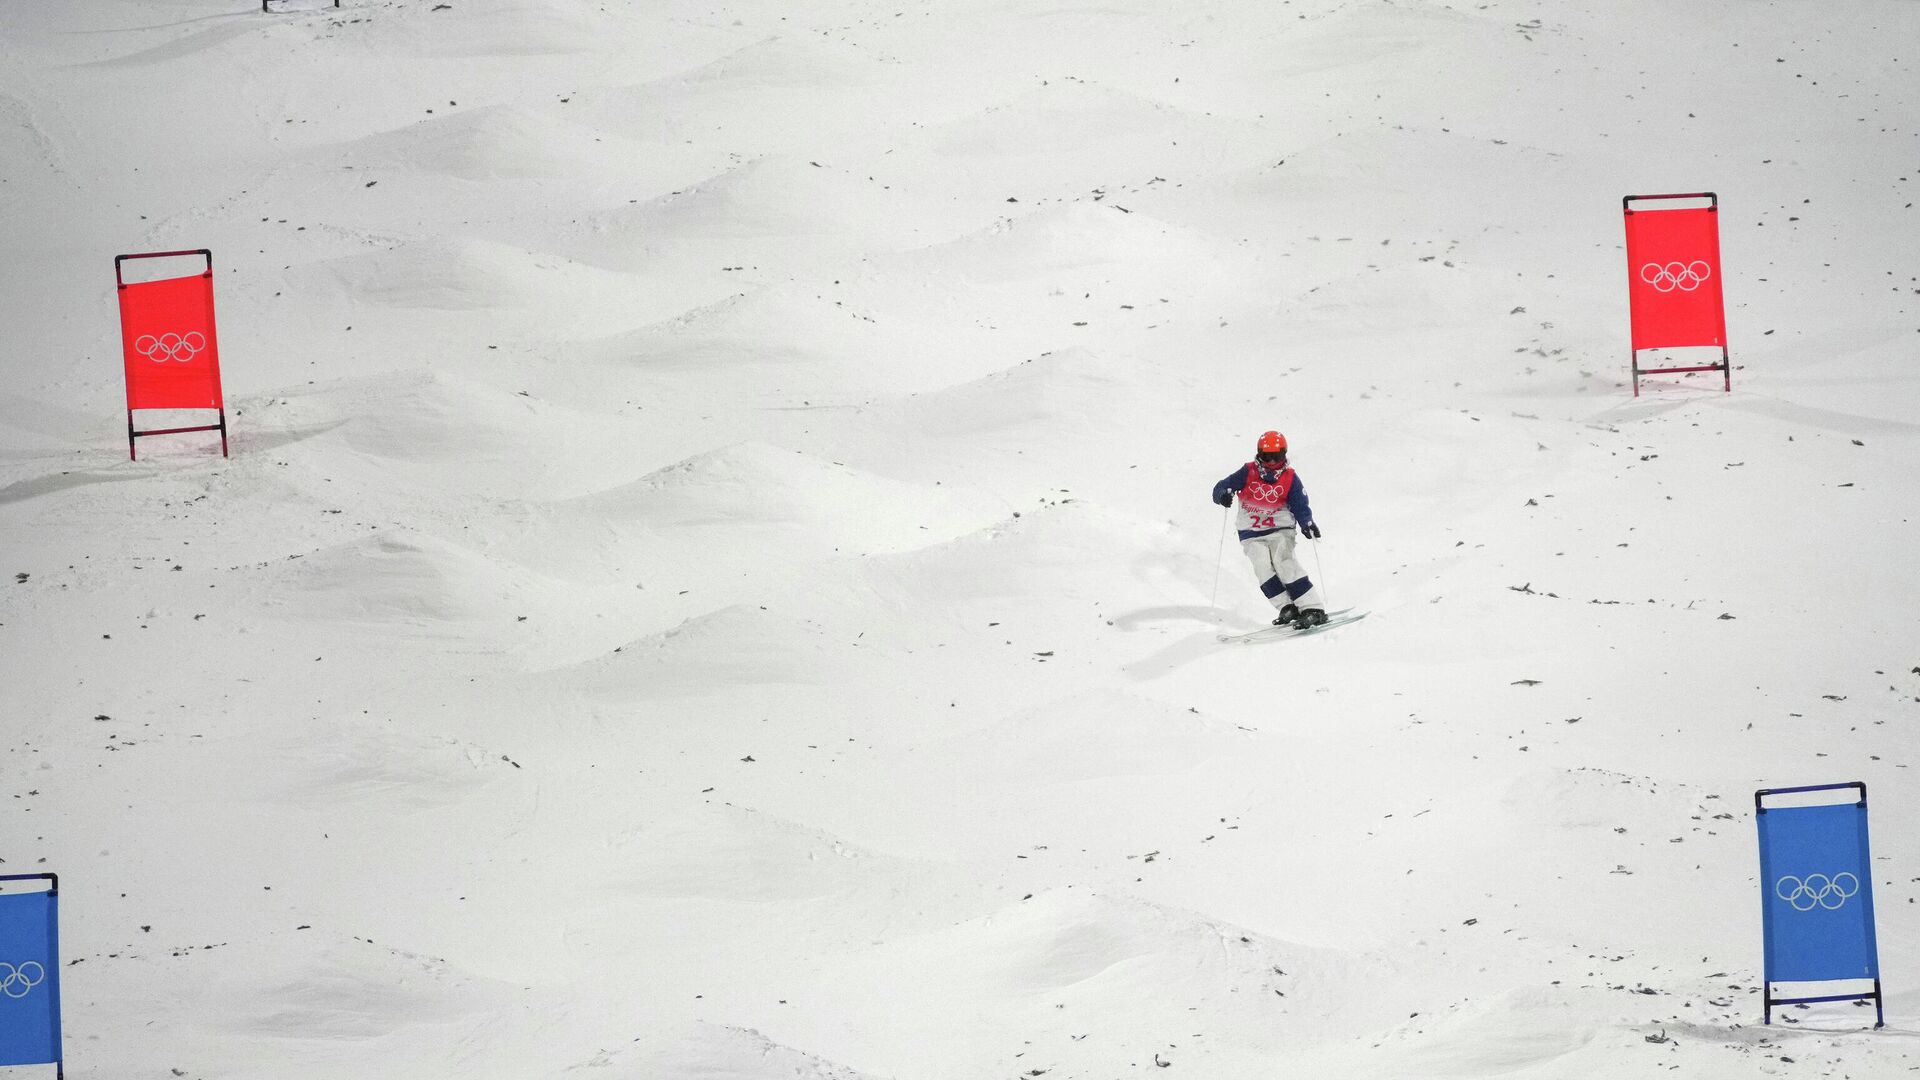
[3,0,1919,1076]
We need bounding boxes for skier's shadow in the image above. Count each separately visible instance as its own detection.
[1108,605,1234,631]
[1110,604,1263,680]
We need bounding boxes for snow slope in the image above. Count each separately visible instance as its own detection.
[2,0,1918,1076]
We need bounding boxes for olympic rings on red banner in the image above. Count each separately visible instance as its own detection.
[1639,260,1712,293]
[133,331,207,363]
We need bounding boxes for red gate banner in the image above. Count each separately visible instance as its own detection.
[115,249,228,459]
[1622,193,1730,395]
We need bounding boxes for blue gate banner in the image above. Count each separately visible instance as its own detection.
[0,886,61,1067]
[1757,797,1879,984]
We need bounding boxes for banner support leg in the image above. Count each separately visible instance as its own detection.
[1722,345,1731,392]
[1631,350,1640,397]
[127,411,137,461]
[219,407,229,458]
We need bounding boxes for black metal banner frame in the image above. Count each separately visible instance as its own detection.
[1754,783,1884,1029]
[0,873,62,1079]
[1623,192,1731,397]
[263,0,341,12]
[115,249,229,461]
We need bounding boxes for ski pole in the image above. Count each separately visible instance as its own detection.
[1209,504,1230,610]
[1309,536,1328,610]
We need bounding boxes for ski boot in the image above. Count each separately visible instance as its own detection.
[1272,604,1299,626]
[1292,608,1328,630]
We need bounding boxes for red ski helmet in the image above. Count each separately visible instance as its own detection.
[1256,431,1287,454]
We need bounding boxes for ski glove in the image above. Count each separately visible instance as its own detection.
[1213,490,1233,508]
[1300,522,1322,539]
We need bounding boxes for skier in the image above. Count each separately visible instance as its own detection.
[1212,431,1327,628]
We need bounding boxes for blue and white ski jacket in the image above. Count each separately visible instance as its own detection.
[1214,463,1314,541]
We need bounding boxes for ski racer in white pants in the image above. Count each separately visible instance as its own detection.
[1212,430,1327,628]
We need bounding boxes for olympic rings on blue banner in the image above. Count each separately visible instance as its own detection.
[1775,872,1860,912]
[0,960,45,998]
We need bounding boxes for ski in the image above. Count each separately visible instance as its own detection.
[1217,608,1367,644]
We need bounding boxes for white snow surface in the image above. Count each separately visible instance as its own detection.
[2,0,1918,1076]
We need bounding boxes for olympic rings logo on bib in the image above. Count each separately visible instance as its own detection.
[1639,260,1712,293]
[1245,482,1285,504]
[0,960,45,999]
[134,331,207,363]
[1775,872,1859,912]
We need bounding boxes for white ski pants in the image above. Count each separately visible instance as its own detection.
[1241,530,1324,612]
